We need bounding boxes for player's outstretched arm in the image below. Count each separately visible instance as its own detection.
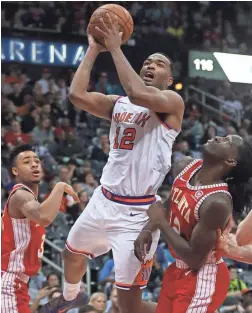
[147,194,232,270]
[96,14,184,115]
[217,232,252,264]
[69,35,119,120]
[236,210,252,246]
[8,183,79,227]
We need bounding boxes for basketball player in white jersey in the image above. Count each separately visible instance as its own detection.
[43,15,184,313]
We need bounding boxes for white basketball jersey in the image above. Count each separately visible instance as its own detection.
[100,96,179,196]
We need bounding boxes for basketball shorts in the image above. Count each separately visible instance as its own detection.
[1,271,30,313]
[66,185,161,290]
[156,260,229,313]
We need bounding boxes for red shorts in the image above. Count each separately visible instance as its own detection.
[156,261,229,313]
[1,272,30,313]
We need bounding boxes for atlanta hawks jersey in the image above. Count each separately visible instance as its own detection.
[168,159,231,263]
[1,184,45,277]
[100,96,180,196]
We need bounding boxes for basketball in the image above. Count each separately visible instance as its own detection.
[87,4,134,46]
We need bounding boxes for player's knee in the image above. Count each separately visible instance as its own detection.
[62,248,86,264]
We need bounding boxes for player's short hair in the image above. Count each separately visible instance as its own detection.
[10,144,35,166]
[155,52,174,74]
[225,138,252,215]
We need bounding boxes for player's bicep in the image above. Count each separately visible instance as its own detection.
[8,190,41,224]
[69,91,119,120]
[129,88,184,114]
[189,195,232,266]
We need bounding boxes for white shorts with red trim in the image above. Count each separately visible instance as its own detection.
[66,185,160,289]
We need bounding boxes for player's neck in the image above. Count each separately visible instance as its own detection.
[18,181,39,197]
[195,161,225,186]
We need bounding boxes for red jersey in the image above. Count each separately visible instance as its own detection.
[1,184,46,277]
[169,159,231,263]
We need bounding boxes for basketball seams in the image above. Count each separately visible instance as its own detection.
[88,5,133,44]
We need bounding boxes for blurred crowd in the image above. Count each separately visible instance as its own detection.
[2,1,252,53]
[1,2,252,313]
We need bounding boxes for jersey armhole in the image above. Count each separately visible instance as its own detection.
[109,96,124,119]
[194,190,232,221]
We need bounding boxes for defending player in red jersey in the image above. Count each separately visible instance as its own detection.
[1,144,80,313]
[135,136,252,313]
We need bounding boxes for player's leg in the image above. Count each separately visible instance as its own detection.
[172,262,229,313]
[109,228,160,313]
[42,188,110,313]
[62,190,111,301]
[1,274,30,313]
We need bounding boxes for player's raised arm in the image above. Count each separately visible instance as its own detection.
[9,183,79,227]
[69,35,119,121]
[236,210,252,246]
[95,14,184,115]
[146,194,232,271]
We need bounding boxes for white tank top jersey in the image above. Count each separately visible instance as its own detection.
[100,96,180,196]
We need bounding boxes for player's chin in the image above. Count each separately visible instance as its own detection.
[143,80,154,87]
[31,178,41,184]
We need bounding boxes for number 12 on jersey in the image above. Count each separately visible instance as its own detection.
[113,127,136,150]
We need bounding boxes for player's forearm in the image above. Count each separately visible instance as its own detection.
[110,48,147,101]
[142,220,159,232]
[158,220,205,270]
[224,240,252,264]
[69,47,98,100]
[38,182,66,226]
[236,211,252,246]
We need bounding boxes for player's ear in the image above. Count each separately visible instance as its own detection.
[12,167,18,177]
[167,76,174,87]
[225,158,237,168]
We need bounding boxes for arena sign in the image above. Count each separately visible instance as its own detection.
[189,50,252,84]
[1,37,88,67]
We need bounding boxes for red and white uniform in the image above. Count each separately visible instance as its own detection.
[156,159,231,313]
[1,184,45,313]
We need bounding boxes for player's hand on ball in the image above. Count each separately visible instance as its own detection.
[87,34,107,53]
[134,231,153,262]
[95,13,123,52]
[64,184,80,203]
[147,201,166,225]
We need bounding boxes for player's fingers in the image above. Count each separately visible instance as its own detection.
[146,239,152,254]
[95,26,107,37]
[100,18,109,32]
[134,242,142,262]
[106,13,113,27]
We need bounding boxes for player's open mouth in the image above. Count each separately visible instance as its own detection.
[144,71,155,80]
[32,170,40,176]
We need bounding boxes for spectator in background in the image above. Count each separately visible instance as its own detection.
[98,251,115,294]
[68,189,89,221]
[46,273,60,288]
[89,293,107,313]
[32,118,55,145]
[173,140,191,162]
[82,172,98,197]
[228,265,247,298]
[95,72,114,95]
[3,119,31,147]
[35,68,51,95]
[166,18,184,39]
[91,134,110,162]
[200,124,217,145]
[106,287,119,313]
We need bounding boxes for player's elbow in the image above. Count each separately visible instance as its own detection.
[39,218,52,227]
[69,91,86,107]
